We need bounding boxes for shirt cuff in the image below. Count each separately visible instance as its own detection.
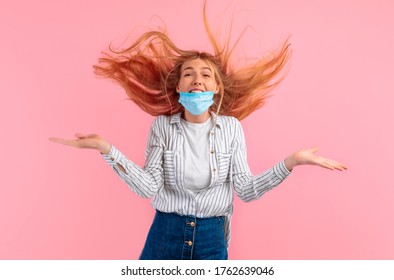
[273,160,292,180]
[101,145,122,166]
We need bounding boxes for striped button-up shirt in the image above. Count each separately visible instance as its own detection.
[102,112,291,246]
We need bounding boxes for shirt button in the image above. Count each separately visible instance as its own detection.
[210,131,215,135]
[212,168,217,173]
[190,222,196,227]
[210,150,215,154]
[186,241,193,246]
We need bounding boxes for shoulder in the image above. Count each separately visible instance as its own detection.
[152,115,173,127]
[150,114,180,138]
[216,115,242,130]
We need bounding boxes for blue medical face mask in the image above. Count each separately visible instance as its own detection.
[178,91,214,116]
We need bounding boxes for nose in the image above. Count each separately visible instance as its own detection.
[192,75,202,85]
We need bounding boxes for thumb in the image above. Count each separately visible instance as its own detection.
[75,133,86,139]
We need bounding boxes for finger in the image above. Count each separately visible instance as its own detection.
[338,162,348,170]
[335,164,348,171]
[49,137,81,148]
[48,137,70,144]
[75,133,99,139]
[325,159,348,171]
[75,133,86,139]
[319,159,333,169]
[314,158,339,171]
[49,137,68,144]
[324,160,348,171]
[319,163,335,170]
[85,134,100,138]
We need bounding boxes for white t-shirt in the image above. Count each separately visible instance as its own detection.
[180,117,214,194]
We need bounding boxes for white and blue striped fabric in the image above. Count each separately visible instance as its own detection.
[101,112,291,246]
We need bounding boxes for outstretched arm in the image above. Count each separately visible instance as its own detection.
[49,133,125,171]
[49,121,165,199]
[231,121,347,202]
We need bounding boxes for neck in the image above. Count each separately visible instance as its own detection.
[184,110,210,123]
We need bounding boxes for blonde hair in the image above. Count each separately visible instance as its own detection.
[93,3,291,120]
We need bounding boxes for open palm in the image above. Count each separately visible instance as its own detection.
[49,133,111,154]
[293,147,347,171]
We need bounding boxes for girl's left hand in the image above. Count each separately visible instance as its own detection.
[284,147,348,171]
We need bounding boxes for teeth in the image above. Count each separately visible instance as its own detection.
[190,90,203,93]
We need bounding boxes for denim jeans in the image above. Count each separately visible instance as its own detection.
[139,210,228,260]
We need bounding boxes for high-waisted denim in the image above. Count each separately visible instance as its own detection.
[139,210,228,260]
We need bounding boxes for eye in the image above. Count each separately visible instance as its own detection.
[203,74,211,78]
[184,73,192,77]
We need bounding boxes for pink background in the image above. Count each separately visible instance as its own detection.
[0,0,393,259]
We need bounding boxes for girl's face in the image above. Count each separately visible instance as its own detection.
[176,58,219,94]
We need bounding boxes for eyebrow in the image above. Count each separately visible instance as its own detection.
[182,66,212,72]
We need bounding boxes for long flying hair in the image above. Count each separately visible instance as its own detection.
[93,2,291,120]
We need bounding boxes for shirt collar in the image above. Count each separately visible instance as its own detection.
[170,112,222,128]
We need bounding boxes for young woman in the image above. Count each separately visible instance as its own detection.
[50,6,347,260]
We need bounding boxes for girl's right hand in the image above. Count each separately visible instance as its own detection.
[49,133,112,155]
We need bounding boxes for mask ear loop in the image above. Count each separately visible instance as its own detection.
[215,79,224,116]
[211,85,224,133]
[216,91,224,115]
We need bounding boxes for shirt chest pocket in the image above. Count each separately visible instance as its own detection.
[216,152,232,185]
[163,150,177,186]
